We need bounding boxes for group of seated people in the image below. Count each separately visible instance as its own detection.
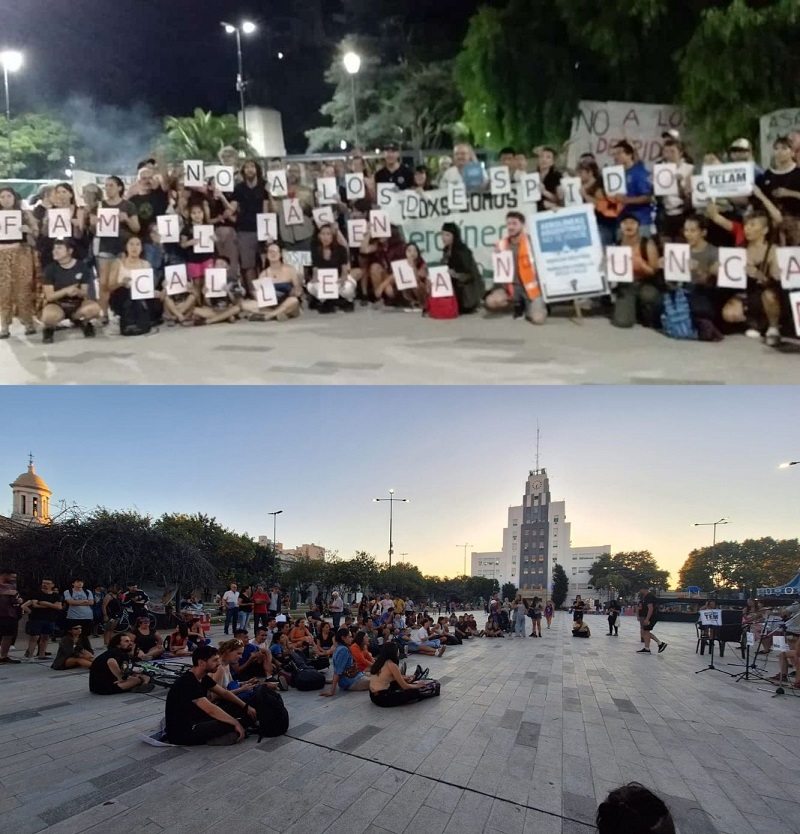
[740,597,800,687]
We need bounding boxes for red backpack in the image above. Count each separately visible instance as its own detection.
[427,295,459,319]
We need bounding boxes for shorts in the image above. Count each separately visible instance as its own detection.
[104,619,119,633]
[0,616,19,637]
[188,260,214,281]
[97,251,121,261]
[532,613,542,619]
[25,620,56,636]
[641,621,658,632]
[237,232,259,271]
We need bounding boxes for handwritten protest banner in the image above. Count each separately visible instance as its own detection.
[759,108,800,169]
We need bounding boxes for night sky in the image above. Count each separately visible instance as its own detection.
[2,0,477,154]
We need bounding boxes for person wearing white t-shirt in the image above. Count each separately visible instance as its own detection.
[380,593,393,614]
[221,584,240,635]
[415,618,445,656]
[439,143,488,191]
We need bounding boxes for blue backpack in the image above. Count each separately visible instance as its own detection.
[661,287,696,340]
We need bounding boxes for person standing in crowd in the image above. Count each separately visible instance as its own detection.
[512,595,528,638]
[572,595,585,624]
[89,633,153,694]
[269,585,281,620]
[610,141,653,236]
[412,166,433,192]
[129,164,169,271]
[21,578,61,660]
[222,584,240,635]
[441,222,483,314]
[536,147,563,212]
[530,597,543,637]
[636,588,667,654]
[94,176,140,324]
[179,203,215,300]
[544,600,554,629]
[439,143,488,191]
[63,579,95,638]
[0,569,22,663]
[656,138,694,242]
[40,239,100,345]
[757,136,800,245]
[374,143,414,190]
[237,586,253,631]
[611,212,662,329]
[51,624,94,670]
[579,161,620,247]
[44,183,87,261]
[251,584,270,632]
[231,159,268,294]
[607,598,621,636]
[273,162,315,257]
[208,179,239,278]
[320,627,371,697]
[329,591,345,630]
[101,585,123,646]
[485,212,547,323]
[0,187,37,339]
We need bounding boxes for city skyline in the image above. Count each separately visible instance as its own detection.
[1,386,798,586]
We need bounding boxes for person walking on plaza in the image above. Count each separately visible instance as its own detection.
[636,588,667,654]
[607,599,620,636]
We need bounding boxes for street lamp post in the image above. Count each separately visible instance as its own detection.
[692,517,730,592]
[0,50,23,122]
[268,510,283,560]
[343,51,361,149]
[457,543,473,578]
[373,489,409,569]
[221,21,257,139]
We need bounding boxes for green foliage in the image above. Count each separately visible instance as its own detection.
[501,581,517,601]
[160,109,252,162]
[551,563,569,608]
[677,537,800,597]
[0,112,78,179]
[588,551,670,597]
[283,556,326,604]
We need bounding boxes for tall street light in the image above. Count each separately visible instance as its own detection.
[692,517,730,592]
[221,20,257,139]
[457,543,473,578]
[268,510,283,560]
[343,51,361,149]
[0,50,23,121]
[373,488,409,569]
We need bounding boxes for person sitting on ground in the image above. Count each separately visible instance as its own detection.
[350,630,375,673]
[89,633,153,694]
[401,242,429,310]
[212,637,261,697]
[235,627,283,684]
[164,645,258,746]
[596,783,676,834]
[40,239,101,344]
[244,241,302,322]
[315,620,336,660]
[769,631,799,686]
[415,617,446,656]
[131,618,165,660]
[440,222,483,314]
[484,618,504,637]
[320,627,371,697]
[308,223,357,313]
[368,641,438,708]
[165,622,195,657]
[288,618,315,653]
[51,624,95,670]
[572,620,591,638]
[192,256,242,326]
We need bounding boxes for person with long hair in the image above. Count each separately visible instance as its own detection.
[243,241,302,322]
[320,627,370,697]
[441,222,483,314]
[578,161,620,247]
[211,638,260,697]
[308,224,356,313]
[401,242,428,310]
[50,624,94,670]
[232,159,268,293]
[0,187,38,338]
[180,202,214,301]
[610,212,662,330]
[350,630,375,673]
[368,641,437,707]
[596,784,675,834]
[46,183,87,261]
[40,239,101,344]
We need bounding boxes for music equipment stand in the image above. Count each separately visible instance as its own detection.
[695,625,737,677]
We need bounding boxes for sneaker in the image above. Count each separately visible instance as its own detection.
[421,667,429,680]
[636,648,651,653]
[765,327,781,347]
[207,732,238,746]
[42,328,55,344]
[277,676,289,692]
[82,322,96,339]
[657,642,668,654]
[745,328,761,339]
[435,646,446,657]
[0,656,21,663]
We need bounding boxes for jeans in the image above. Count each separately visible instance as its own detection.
[515,614,526,637]
[253,613,268,632]
[224,607,239,634]
[238,611,251,630]
[332,613,342,630]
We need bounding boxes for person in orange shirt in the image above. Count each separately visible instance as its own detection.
[485,211,547,324]
[350,630,375,673]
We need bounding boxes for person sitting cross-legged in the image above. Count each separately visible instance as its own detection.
[164,644,258,746]
[320,628,371,697]
[132,618,165,660]
[89,633,154,694]
[51,624,94,670]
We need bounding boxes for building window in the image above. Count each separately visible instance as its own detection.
[32,497,38,517]
[554,517,559,523]
[21,495,26,514]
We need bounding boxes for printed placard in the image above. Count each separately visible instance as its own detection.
[772,635,789,652]
[777,247,800,290]
[653,163,679,197]
[447,182,468,212]
[560,177,583,207]
[256,212,278,242]
[95,207,120,238]
[717,248,747,289]
[192,224,215,254]
[345,173,365,200]
[210,165,235,193]
[315,268,339,300]
[347,218,368,248]
[699,609,722,627]
[691,174,709,209]
[267,170,288,198]
[282,199,305,227]
[369,210,391,239]
[519,173,542,204]
[129,268,155,300]
[0,210,23,241]
[602,165,627,197]
[493,250,514,284]
[157,215,181,244]
[391,260,418,291]
[164,263,189,296]
[48,208,72,239]
[184,160,205,188]
[429,265,454,298]
[312,206,335,228]
[377,183,397,208]
[204,267,228,298]
[489,166,511,196]
[746,631,755,647]
[316,177,338,205]
[703,162,754,199]
[664,243,691,283]
[252,276,278,308]
[605,246,633,283]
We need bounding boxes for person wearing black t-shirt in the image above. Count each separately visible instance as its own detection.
[756,136,800,245]
[89,633,153,694]
[231,159,268,293]
[374,144,414,191]
[607,599,621,636]
[636,588,667,654]
[122,584,149,621]
[165,645,257,745]
[40,239,101,344]
[21,579,62,659]
[536,147,563,212]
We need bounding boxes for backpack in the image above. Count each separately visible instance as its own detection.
[427,294,459,320]
[293,667,326,691]
[661,287,696,340]
[249,686,289,741]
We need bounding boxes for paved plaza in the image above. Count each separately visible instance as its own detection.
[0,308,798,385]
[1,616,798,834]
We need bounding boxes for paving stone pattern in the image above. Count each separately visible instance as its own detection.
[1,617,799,834]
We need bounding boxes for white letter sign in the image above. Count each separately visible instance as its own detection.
[347,219,368,248]
[777,247,800,290]
[184,160,205,188]
[561,177,583,207]
[0,210,22,241]
[606,246,633,283]
[267,170,288,198]
[429,265,454,298]
[252,277,278,308]
[664,243,691,283]
[493,249,514,284]
[129,268,155,300]
[717,248,747,288]
[317,177,338,205]
[48,208,72,239]
[193,225,215,254]
[448,182,468,212]
[164,263,189,296]
[691,174,709,209]
[256,213,278,242]
[377,183,397,208]
[204,267,228,298]
[602,165,627,197]
[96,207,120,238]
[312,206,335,228]
[391,260,418,291]
[519,173,542,204]
[369,210,391,239]
[157,215,181,243]
[316,269,339,300]
[653,163,678,197]
[282,199,304,227]
[345,173,365,200]
[489,166,511,196]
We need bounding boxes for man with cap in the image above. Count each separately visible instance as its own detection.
[374,144,414,190]
[728,137,763,177]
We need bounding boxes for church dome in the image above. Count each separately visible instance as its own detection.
[10,463,51,494]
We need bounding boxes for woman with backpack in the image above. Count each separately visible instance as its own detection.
[368,641,440,707]
[611,212,663,329]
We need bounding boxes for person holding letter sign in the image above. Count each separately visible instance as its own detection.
[193,256,241,326]
[441,223,483,314]
[0,187,38,339]
[245,242,302,322]
[232,160,269,292]
[681,215,722,339]
[308,224,356,313]
[180,203,216,301]
[610,142,653,235]
[108,236,160,336]
[578,161,621,247]
[756,136,800,245]
[655,138,694,242]
[41,239,101,344]
[610,213,662,330]
[486,212,547,323]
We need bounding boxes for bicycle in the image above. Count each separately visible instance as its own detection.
[115,605,157,633]
[134,658,190,689]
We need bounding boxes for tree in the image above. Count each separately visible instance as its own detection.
[501,581,517,601]
[589,551,670,596]
[160,109,252,162]
[0,112,79,179]
[551,564,569,608]
[283,557,325,604]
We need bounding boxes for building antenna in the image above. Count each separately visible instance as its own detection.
[535,422,540,472]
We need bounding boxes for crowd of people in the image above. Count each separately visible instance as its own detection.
[0,131,796,348]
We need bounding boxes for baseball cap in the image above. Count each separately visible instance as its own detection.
[384,142,399,152]
[661,129,681,141]
[729,138,751,151]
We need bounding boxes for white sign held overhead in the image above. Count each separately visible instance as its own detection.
[663,243,691,283]
[602,165,627,197]
[267,170,288,198]
[210,165,235,193]
[653,163,679,197]
[376,183,397,208]
[428,265,454,298]
[157,215,181,244]
[717,248,748,289]
[605,246,633,283]
[703,162,754,200]
[129,268,155,300]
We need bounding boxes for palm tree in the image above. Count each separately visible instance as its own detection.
[161,110,252,162]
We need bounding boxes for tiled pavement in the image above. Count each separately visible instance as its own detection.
[1,306,798,385]
[1,616,799,834]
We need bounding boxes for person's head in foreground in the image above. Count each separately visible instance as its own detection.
[596,783,675,834]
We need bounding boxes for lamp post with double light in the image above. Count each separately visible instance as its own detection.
[373,489,409,569]
[221,20,257,138]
